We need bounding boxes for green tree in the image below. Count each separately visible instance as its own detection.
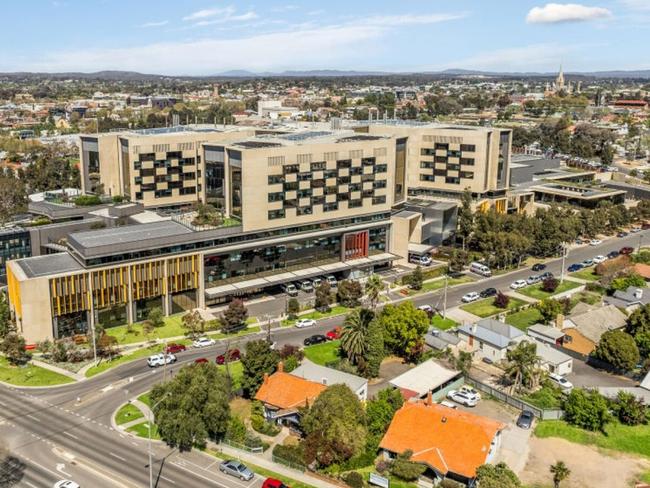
[337,280,363,307]
[0,294,14,339]
[504,341,540,393]
[449,250,469,273]
[457,188,474,250]
[150,363,231,451]
[147,306,164,328]
[364,318,385,378]
[340,308,374,366]
[220,299,248,333]
[627,303,650,358]
[287,298,300,318]
[378,302,429,361]
[563,389,611,432]
[314,281,332,312]
[390,450,426,481]
[612,391,648,426]
[302,384,367,467]
[182,310,206,339]
[550,461,571,488]
[240,340,280,398]
[0,173,26,224]
[364,274,385,310]
[536,299,564,325]
[475,462,521,488]
[455,350,473,376]
[366,388,403,440]
[594,330,640,371]
[610,273,646,292]
[0,333,29,365]
[408,266,424,291]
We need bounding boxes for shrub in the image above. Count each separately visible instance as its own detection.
[272,444,305,467]
[541,277,559,293]
[343,472,364,488]
[563,389,611,431]
[585,282,606,294]
[494,292,510,309]
[278,344,304,361]
[250,401,282,437]
[612,391,648,426]
[287,298,300,319]
[440,480,465,488]
[593,330,640,371]
[73,194,102,206]
[283,355,299,372]
[375,460,390,474]
[390,450,425,481]
[52,340,69,363]
[225,416,247,443]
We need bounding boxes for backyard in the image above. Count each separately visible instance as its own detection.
[460,296,527,318]
[517,280,582,300]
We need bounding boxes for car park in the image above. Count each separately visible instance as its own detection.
[325,275,338,287]
[326,327,341,340]
[516,410,534,429]
[216,349,241,365]
[262,478,289,488]
[165,343,186,354]
[567,263,584,272]
[582,259,594,267]
[590,239,602,246]
[510,280,527,289]
[299,280,314,292]
[461,291,481,303]
[532,263,547,272]
[479,288,497,298]
[193,337,216,348]
[548,372,573,391]
[282,283,299,297]
[607,250,620,259]
[447,390,478,407]
[593,255,606,264]
[147,353,176,368]
[219,460,254,481]
[295,318,316,328]
[526,275,541,285]
[303,334,327,346]
[620,246,634,255]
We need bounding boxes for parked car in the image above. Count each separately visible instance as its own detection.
[461,291,481,303]
[447,390,478,407]
[147,353,176,368]
[593,255,606,264]
[54,481,81,488]
[479,288,497,298]
[532,263,547,272]
[631,227,642,233]
[325,275,338,287]
[165,343,186,354]
[590,239,602,246]
[439,400,458,409]
[326,327,341,340]
[516,410,534,429]
[582,259,594,267]
[526,275,541,285]
[311,277,322,289]
[282,283,299,297]
[262,478,289,488]
[607,250,620,259]
[510,280,527,290]
[548,372,573,391]
[539,271,554,280]
[620,246,634,255]
[617,231,629,238]
[299,280,314,293]
[216,349,241,365]
[295,318,316,328]
[567,263,584,273]
[220,460,254,481]
[194,357,209,364]
[303,334,327,346]
[459,385,482,400]
[575,238,584,245]
[417,304,434,316]
[193,337,216,348]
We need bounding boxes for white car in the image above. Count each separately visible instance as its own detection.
[461,291,481,303]
[447,390,478,407]
[418,304,434,314]
[147,353,176,368]
[510,280,527,290]
[590,239,602,246]
[54,482,80,488]
[593,255,606,264]
[548,372,573,391]
[295,318,316,328]
[439,400,458,409]
[193,337,216,348]
[460,385,482,400]
[631,227,642,233]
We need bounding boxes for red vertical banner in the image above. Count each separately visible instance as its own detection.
[343,230,369,261]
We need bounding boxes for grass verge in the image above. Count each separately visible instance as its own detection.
[281,305,349,327]
[137,392,151,408]
[115,403,145,425]
[126,420,160,440]
[85,344,165,378]
[460,297,527,318]
[570,268,600,282]
[304,340,340,366]
[505,307,543,331]
[517,280,582,300]
[417,275,475,294]
[0,357,74,386]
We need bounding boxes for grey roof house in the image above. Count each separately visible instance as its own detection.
[603,286,650,313]
[290,359,368,401]
[457,319,526,362]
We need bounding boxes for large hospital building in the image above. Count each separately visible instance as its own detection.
[7,122,515,344]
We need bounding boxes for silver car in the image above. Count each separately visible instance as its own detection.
[219,460,254,481]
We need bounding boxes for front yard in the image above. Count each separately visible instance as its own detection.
[517,280,582,300]
[460,296,527,318]
[505,307,543,331]
[431,315,458,330]
[304,340,340,366]
[570,268,601,281]
[0,357,74,386]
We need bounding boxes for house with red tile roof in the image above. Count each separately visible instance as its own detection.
[379,395,505,484]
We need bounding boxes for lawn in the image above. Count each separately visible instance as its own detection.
[126,421,160,440]
[137,392,151,408]
[105,314,186,345]
[417,275,476,294]
[281,305,350,327]
[431,315,458,330]
[570,268,600,282]
[217,361,244,389]
[304,340,341,366]
[517,280,582,300]
[535,420,650,459]
[0,357,74,386]
[85,344,165,378]
[115,403,144,425]
[460,296,527,318]
[505,307,543,331]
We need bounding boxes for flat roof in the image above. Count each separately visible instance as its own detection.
[15,253,83,278]
[68,220,192,250]
[389,360,461,397]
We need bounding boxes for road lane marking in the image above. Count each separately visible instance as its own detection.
[63,431,79,440]
[160,475,176,484]
[109,452,126,462]
[170,461,224,486]
[24,481,38,488]
[26,414,40,422]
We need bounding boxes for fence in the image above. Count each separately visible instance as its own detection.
[466,376,564,420]
[271,453,307,471]
[220,438,264,454]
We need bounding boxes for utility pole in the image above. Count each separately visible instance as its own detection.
[148,394,169,488]
[560,243,568,283]
[638,233,643,254]
[442,274,448,319]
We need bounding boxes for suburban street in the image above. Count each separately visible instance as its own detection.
[1,230,647,487]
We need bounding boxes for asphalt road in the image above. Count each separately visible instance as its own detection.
[1,229,647,488]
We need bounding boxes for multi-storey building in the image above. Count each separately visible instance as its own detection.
[7,123,513,344]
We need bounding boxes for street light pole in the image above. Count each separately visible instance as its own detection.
[148,394,169,488]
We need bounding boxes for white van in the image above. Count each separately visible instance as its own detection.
[469,262,492,277]
[409,254,432,266]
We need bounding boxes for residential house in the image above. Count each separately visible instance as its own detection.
[561,304,628,356]
[603,286,650,313]
[425,327,461,352]
[254,363,326,428]
[290,359,368,401]
[457,319,526,362]
[389,360,463,401]
[527,323,565,346]
[379,395,505,484]
[525,338,573,376]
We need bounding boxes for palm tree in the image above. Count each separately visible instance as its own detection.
[364,274,385,309]
[550,461,570,488]
[504,341,540,393]
[340,308,374,365]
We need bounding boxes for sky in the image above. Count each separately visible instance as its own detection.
[1,0,649,75]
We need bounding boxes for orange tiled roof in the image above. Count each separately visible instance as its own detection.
[379,402,504,479]
[634,263,650,280]
[254,371,327,410]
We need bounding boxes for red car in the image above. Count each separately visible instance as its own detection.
[262,478,289,488]
[620,246,634,255]
[326,327,341,341]
[165,343,187,354]
[194,358,209,364]
[216,349,241,365]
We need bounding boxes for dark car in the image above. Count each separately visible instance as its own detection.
[480,287,498,298]
[216,349,241,365]
[303,334,327,346]
[607,250,620,259]
[617,231,629,238]
[516,410,534,429]
[567,263,584,272]
[165,343,187,354]
[620,246,634,255]
[532,263,547,272]
[539,271,554,280]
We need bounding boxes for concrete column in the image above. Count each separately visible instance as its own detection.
[198,254,206,310]
[127,266,134,324]
[163,260,171,316]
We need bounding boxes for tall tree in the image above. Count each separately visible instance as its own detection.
[220,299,248,333]
[457,188,474,250]
[627,303,650,358]
[364,274,385,310]
[0,173,26,224]
[364,318,385,378]
[182,310,205,339]
[378,302,429,361]
[593,330,640,371]
[340,308,374,366]
[337,280,363,307]
[240,340,280,398]
[150,363,231,451]
[314,281,332,312]
[504,341,540,393]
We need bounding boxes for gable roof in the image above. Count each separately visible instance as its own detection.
[379,402,504,479]
[526,338,572,366]
[290,359,367,393]
[566,305,628,344]
[610,286,650,305]
[389,360,461,398]
[527,323,565,341]
[457,319,525,349]
[254,371,327,410]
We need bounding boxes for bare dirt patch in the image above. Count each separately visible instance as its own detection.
[522,436,650,488]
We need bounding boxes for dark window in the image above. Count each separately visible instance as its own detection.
[420,148,436,156]
[298,172,311,181]
[434,143,449,151]
[348,200,362,208]
[434,156,447,164]
[460,171,475,179]
[310,161,326,171]
[447,164,460,171]
[323,203,338,212]
[268,175,284,184]
[350,167,363,176]
[268,210,285,220]
[420,161,435,169]
[297,207,313,216]
[460,144,476,152]
[337,176,351,185]
[268,192,284,202]
[311,179,325,188]
[445,177,460,184]
[283,182,299,191]
[311,196,325,206]
[374,164,387,174]
[372,196,387,205]
[325,186,337,195]
[434,169,447,177]
[420,175,435,181]
[373,180,387,189]
[283,164,299,174]
[297,189,311,198]
[362,157,376,166]
[448,150,461,158]
[460,158,475,166]
[337,159,351,169]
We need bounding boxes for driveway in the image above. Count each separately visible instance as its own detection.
[367,357,413,398]
[568,359,636,388]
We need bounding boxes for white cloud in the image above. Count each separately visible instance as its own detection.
[526,3,612,23]
[183,6,235,21]
[194,11,258,26]
[620,0,650,10]
[362,13,468,26]
[140,20,169,28]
